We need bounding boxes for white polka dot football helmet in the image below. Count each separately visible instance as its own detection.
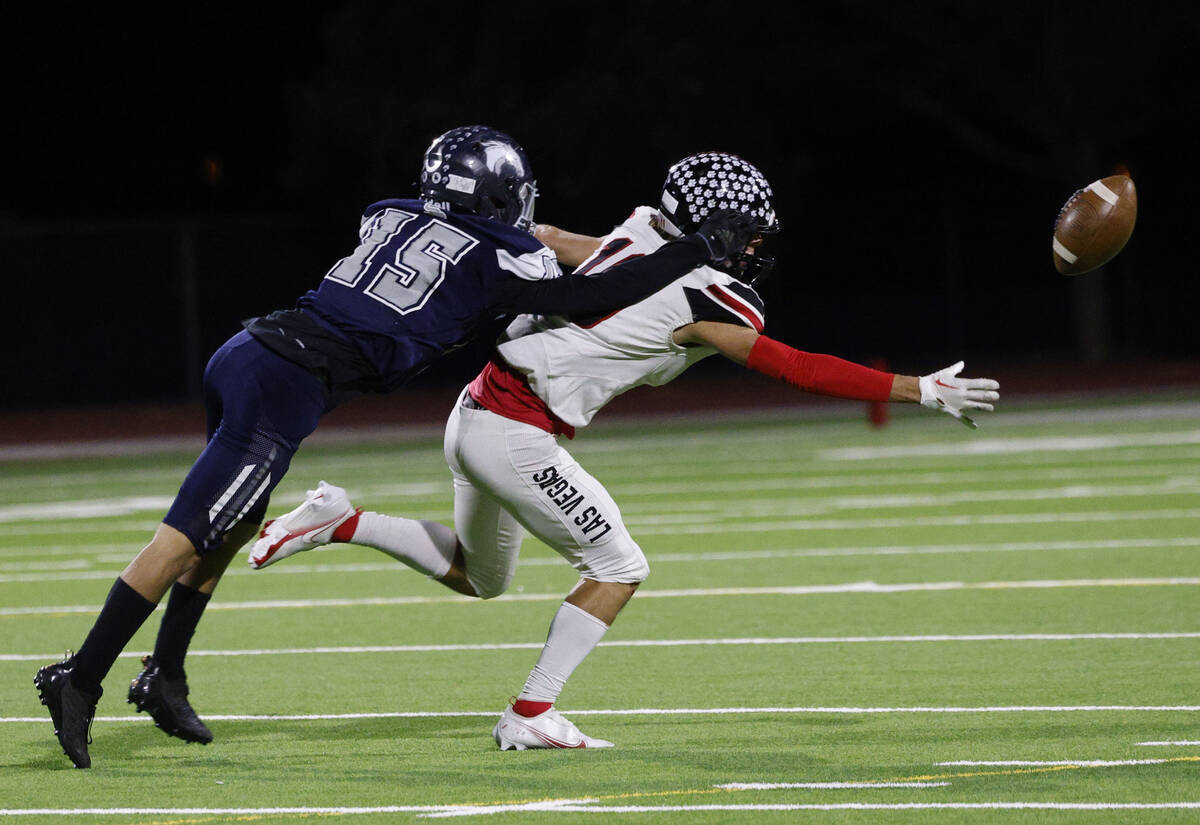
[659,152,780,282]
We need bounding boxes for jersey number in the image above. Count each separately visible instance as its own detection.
[324,208,479,315]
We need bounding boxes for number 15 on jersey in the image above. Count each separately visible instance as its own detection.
[324,208,479,315]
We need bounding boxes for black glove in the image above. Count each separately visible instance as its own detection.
[694,209,757,264]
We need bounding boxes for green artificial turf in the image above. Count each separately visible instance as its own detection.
[1,398,1198,823]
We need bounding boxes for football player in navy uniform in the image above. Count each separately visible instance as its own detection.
[33,127,758,768]
[248,152,1000,749]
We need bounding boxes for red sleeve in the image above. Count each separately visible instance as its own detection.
[746,336,894,402]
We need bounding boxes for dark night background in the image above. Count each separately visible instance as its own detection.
[3,1,1197,415]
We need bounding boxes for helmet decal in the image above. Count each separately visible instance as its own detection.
[480,140,524,175]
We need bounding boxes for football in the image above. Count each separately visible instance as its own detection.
[1052,174,1137,275]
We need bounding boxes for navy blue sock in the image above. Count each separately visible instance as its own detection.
[153,582,212,679]
[71,578,157,692]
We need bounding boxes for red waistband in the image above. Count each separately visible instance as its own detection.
[466,360,575,438]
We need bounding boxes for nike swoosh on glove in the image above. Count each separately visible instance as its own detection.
[918,361,1000,428]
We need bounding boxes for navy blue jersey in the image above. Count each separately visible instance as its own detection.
[297,198,560,391]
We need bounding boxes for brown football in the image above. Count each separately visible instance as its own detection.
[1052,174,1137,275]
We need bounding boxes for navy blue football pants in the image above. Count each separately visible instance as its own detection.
[163,330,329,555]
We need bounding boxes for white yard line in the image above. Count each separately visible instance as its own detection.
[715,782,950,789]
[632,508,1200,534]
[0,522,160,536]
[725,481,1200,513]
[0,544,153,560]
[612,462,1200,495]
[5,576,1199,617]
[820,430,1200,461]
[0,469,185,490]
[423,802,1200,816]
[0,808,451,818]
[622,481,1200,519]
[5,479,1198,526]
[5,631,1195,663]
[1138,741,1200,746]
[0,496,175,523]
[5,535,1196,582]
[8,535,1200,570]
[3,506,1198,537]
[0,807,459,818]
[588,445,1200,474]
[7,576,1200,616]
[633,537,1199,563]
[4,460,1184,500]
[0,559,91,573]
[3,705,1200,724]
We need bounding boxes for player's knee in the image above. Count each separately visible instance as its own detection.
[472,581,510,600]
[582,544,648,584]
[149,522,202,560]
[466,568,514,600]
[627,554,650,584]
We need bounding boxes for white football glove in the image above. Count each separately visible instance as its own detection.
[918,361,1000,429]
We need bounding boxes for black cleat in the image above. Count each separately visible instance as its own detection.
[127,655,213,744]
[34,653,102,769]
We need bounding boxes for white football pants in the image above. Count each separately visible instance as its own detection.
[443,390,649,599]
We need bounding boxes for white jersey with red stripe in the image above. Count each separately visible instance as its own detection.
[494,206,765,428]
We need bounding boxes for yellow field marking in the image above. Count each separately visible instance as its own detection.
[114,815,332,825]
[897,765,1082,782]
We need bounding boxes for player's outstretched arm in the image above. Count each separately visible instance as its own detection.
[495,210,757,317]
[533,224,603,268]
[675,322,999,427]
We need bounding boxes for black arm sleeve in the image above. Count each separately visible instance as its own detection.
[492,234,709,316]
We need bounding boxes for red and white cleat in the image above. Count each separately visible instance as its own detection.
[492,704,614,750]
[248,481,359,569]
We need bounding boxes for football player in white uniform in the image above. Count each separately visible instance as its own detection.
[249,152,1000,750]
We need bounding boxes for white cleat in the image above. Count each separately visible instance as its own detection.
[248,481,359,569]
[492,705,614,750]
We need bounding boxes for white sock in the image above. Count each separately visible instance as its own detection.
[349,512,456,578]
[517,601,610,703]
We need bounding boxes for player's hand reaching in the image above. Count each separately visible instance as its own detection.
[918,361,1000,429]
[694,209,757,264]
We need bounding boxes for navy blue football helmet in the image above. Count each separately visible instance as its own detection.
[659,152,780,283]
[419,125,537,230]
